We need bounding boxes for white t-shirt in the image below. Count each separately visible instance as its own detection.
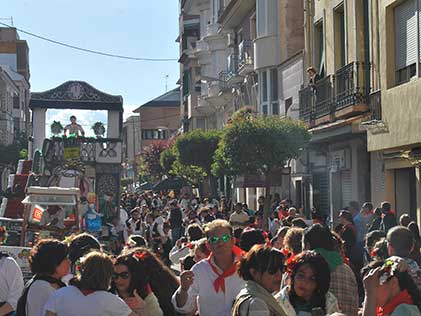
[0,256,24,310]
[26,280,56,316]
[43,285,132,316]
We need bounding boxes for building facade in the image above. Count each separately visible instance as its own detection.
[298,0,375,221]
[365,0,421,224]
[0,66,19,145]
[122,115,141,187]
[134,88,180,153]
[0,27,31,142]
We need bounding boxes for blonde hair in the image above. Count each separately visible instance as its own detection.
[204,219,233,238]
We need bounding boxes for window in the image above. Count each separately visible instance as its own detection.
[13,94,19,109]
[13,117,20,134]
[314,21,325,77]
[334,4,346,69]
[285,97,293,116]
[257,0,267,37]
[270,69,279,115]
[141,129,167,140]
[259,68,279,116]
[257,0,277,37]
[394,0,418,85]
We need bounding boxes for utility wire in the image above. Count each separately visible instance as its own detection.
[0,22,178,62]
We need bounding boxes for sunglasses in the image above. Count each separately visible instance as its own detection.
[112,271,130,280]
[208,234,232,244]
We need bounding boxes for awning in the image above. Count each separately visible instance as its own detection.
[22,194,76,206]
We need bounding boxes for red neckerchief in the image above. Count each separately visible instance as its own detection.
[207,246,243,293]
[341,223,357,236]
[80,288,95,296]
[377,290,413,316]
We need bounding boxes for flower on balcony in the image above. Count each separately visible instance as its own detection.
[51,121,64,136]
[92,121,105,137]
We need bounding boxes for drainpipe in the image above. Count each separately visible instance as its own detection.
[363,0,371,96]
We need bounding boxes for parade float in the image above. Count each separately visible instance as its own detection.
[0,81,124,246]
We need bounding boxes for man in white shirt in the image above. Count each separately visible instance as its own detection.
[40,205,66,229]
[0,228,24,316]
[229,203,250,227]
[172,220,245,316]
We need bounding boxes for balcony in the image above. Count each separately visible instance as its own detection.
[299,86,312,121]
[44,137,122,165]
[218,71,229,91]
[238,40,254,75]
[314,75,333,120]
[334,61,370,118]
[369,90,381,120]
[194,40,209,56]
[226,53,243,85]
[299,61,371,126]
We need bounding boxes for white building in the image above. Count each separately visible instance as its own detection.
[122,115,141,187]
[0,66,19,145]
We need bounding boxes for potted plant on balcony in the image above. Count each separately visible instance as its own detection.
[92,121,105,137]
[50,121,63,136]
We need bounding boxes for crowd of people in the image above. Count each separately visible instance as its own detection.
[1,189,421,316]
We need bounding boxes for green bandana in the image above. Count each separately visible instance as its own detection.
[314,248,343,271]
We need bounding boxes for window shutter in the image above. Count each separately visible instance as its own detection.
[341,170,353,207]
[395,0,417,70]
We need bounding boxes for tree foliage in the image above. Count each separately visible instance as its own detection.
[175,129,222,173]
[160,146,177,176]
[212,115,311,178]
[138,141,169,182]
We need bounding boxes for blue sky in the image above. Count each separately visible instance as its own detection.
[3,0,180,134]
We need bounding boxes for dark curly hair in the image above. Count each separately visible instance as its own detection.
[289,251,331,314]
[68,233,101,265]
[29,239,68,275]
[114,247,179,316]
[237,244,285,280]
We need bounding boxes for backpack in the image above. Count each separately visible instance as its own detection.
[16,274,66,316]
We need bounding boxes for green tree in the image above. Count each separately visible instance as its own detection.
[174,130,222,196]
[213,114,311,227]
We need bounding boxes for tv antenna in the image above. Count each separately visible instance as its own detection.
[165,74,169,92]
[0,17,13,26]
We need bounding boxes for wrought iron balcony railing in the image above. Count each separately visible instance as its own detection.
[335,61,370,111]
[299,86,313,121]
[299,61,371,123]
[369,90,381,120]
[218,71,229,90]
[314,75,333,118]
[227,53,239,78]
[238,40,253,69]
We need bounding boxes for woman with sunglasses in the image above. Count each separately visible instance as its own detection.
[275,251,340,316]
[362,256,421,316]
[111,251,163,316]
[115,248,179,316]
[232,244,288,316]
